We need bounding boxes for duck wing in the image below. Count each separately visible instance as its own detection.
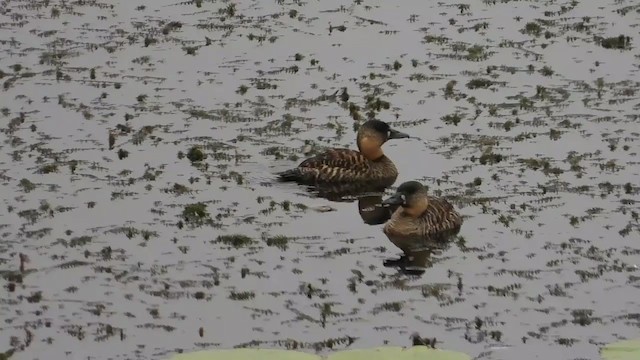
[421,197,463,235]
[298,148,370,172]
[277,149,371,183]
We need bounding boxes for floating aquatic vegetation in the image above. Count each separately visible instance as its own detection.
[229,291,255,301]
[182,203,209,225]
[215,234,254,248]
[522,22,543,37]
[186,146,206,162]
[18,178,36,192]
[264,235,291,250]
[597,35,632,50]
[466,78,494,89]
[441,113,463,126]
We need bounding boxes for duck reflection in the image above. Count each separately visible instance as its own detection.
[304,182,390,203]
[302,182,397,224]
[381,234,456,276]
[357,193,396,225]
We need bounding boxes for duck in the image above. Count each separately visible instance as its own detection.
[382,181,462,253]
[277,120,409,186]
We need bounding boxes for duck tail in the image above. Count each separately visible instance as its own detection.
[276,168,304,182]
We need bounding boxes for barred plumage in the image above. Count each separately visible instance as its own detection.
[278,149,399,184]
[277,120,409,186]
[382,181,462,253]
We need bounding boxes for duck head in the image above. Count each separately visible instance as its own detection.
[382,181,429,216]
[356,120,409,160]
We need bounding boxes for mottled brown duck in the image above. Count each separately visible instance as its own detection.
[382,181,462,253]
[277,120,409,187]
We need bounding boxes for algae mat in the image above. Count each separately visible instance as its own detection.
[601,339,640,360]
[170,347,470,360]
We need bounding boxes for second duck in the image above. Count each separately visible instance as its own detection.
[382,181,463,253]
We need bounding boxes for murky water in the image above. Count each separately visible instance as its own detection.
[1,0,639,359]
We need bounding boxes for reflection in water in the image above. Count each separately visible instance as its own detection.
[368,191,460,276]
[381,234,457,276]
[305,182,391,203]
[358,194,396,225]
[302,182,397,224]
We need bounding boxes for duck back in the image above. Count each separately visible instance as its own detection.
[277,148,398,185]
[383,196,462,251]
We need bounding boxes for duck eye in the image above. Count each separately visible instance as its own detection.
[400,194,406,203]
